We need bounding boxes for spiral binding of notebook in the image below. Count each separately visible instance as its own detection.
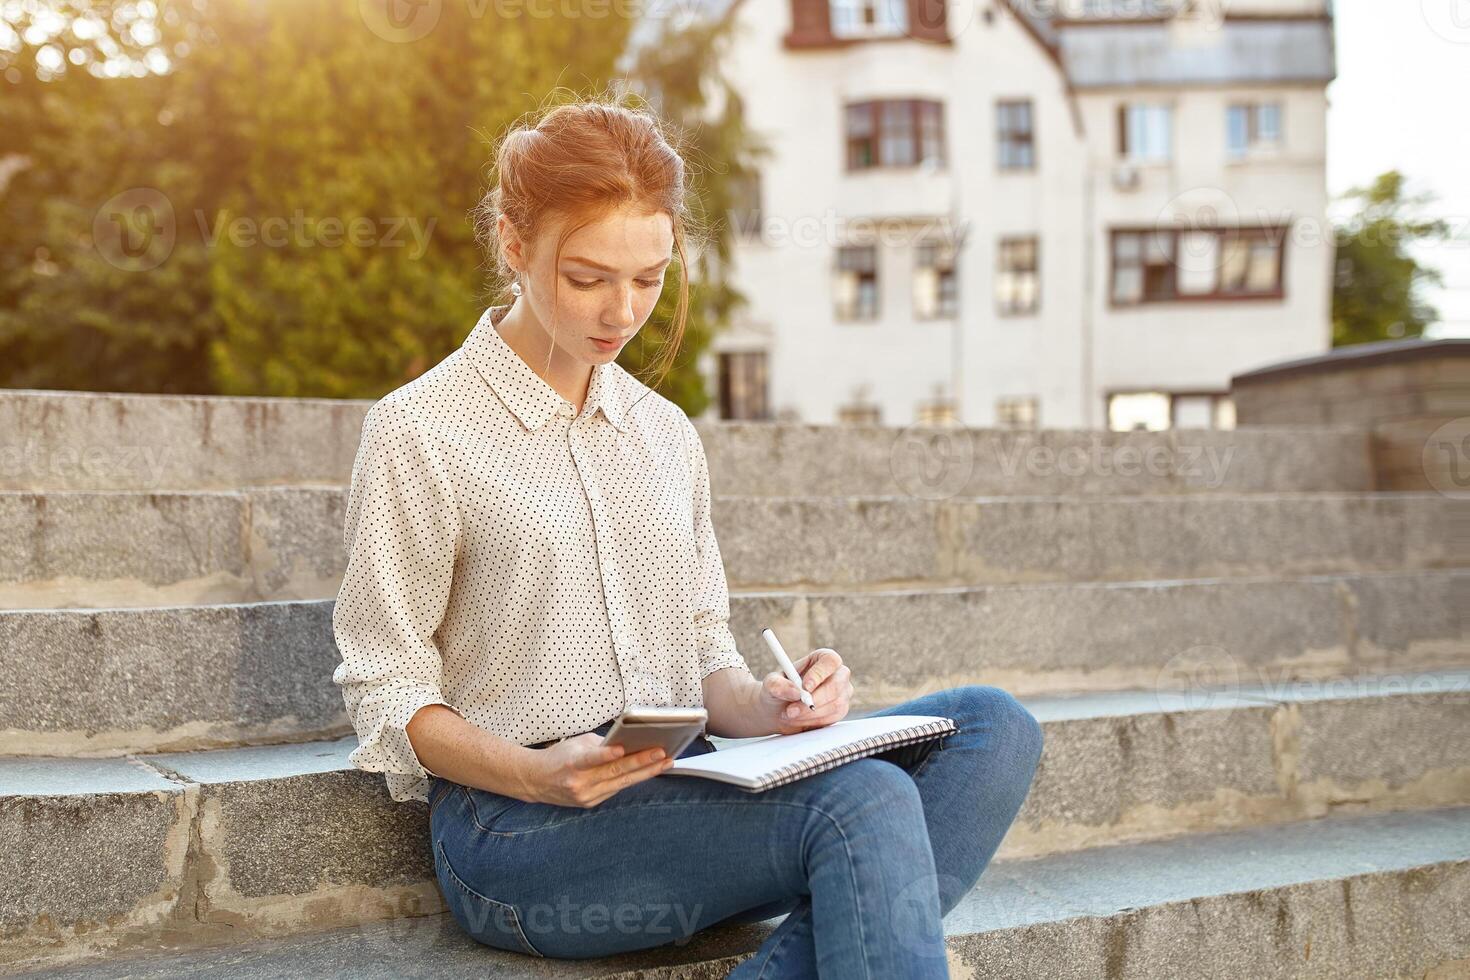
[755,718,957,791]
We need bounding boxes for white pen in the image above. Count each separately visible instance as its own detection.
[761,627,817,711]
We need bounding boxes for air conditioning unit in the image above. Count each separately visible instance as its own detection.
[1112,165,1141,191]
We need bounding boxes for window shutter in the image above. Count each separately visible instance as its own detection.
[786,0,834,47]
[907,0,948,41]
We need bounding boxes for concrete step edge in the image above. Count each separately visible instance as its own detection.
[8,805,1468,978]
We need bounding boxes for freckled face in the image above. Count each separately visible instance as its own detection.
[523,205,673,363]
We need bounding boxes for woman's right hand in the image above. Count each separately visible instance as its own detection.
[524,733,675,808]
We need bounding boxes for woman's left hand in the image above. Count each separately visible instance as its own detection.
[758,648,854,735]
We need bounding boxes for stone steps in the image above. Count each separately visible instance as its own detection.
[2,672,1465,975]
[3,488,1465,609]
[1,390,1374,495]
[4,389,1463,976]
[4,569,1464,757]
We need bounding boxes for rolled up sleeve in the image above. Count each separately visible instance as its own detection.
[681,416,754,681]
[331,398,462,782]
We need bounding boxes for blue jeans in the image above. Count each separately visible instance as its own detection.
[427,684,1044,978]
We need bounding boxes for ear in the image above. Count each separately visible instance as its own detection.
[497,214,526,273]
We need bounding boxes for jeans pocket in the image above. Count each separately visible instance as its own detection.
[434,839,546,958]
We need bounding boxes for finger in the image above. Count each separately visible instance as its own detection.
[604,747,667,778]
[781,679,848,720]
[591,751,671,793]
[767,672,807,704]
[800,662,849,704]
[574,744,629,770]
[798,649,841,693]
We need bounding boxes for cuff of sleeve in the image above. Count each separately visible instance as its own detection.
[361,687,454,781]
[700,648,753,680]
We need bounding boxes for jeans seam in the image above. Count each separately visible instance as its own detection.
[804,803,871,980]
[754,901,811,980]
[449,790,893,977]
[435,839,546,957]
[457,792,868,840]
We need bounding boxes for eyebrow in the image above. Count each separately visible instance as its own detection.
[564,256,671,274]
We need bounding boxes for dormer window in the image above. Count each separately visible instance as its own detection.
[846,99,945,170]
[786,0,947,47]
[830,0,907,37]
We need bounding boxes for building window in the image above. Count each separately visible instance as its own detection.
[846,99,946,171]
[834,244,879,320]
[997,100,1035,171]
[913,239,958,319]
[916,391,957,425]
[996,396,1038,429]
[996,236,1040,315]
[1117,103,1172,163]
[1227,102,1282,159]
[1110,227,1286,305]
[829,0,907,37]
[838,403,883,423]
[1108,391,1234,431]
[718,351,769,420]
[1172,393,1236,430]
[728,170,763,239]
[838,385,882,424]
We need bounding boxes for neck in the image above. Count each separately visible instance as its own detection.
[494,299,594,411]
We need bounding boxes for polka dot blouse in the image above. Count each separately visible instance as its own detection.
[331,303,754,804]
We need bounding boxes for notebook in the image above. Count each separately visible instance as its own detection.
[664,714,956,792]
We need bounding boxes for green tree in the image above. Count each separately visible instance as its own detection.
[1332,171,1449,347]
[1,0,760,414]
[0,1,220,392]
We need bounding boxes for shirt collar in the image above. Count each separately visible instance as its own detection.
[462,304,634,434]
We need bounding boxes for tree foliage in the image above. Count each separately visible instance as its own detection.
[1332,170,1448,347]
[0,0,753,408]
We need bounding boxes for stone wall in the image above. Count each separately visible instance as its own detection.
[1232,339,1470,494]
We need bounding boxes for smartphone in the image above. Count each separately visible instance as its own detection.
[601,705,709,761]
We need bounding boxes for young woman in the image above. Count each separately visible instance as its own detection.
[331,98,1044,978]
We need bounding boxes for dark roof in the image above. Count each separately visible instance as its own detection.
[1232,338,1469,385]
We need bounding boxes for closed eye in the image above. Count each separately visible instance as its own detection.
[566,276,665,291]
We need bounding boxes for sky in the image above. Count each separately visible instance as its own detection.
[1327,0,1470,339]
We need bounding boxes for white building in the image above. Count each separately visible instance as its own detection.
[692,0,1338,429]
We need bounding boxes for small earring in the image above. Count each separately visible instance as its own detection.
[510,278,522,297]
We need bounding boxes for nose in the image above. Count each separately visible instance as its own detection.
[604,283,636,331]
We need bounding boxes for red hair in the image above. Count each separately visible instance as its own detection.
[472,93,701,394]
